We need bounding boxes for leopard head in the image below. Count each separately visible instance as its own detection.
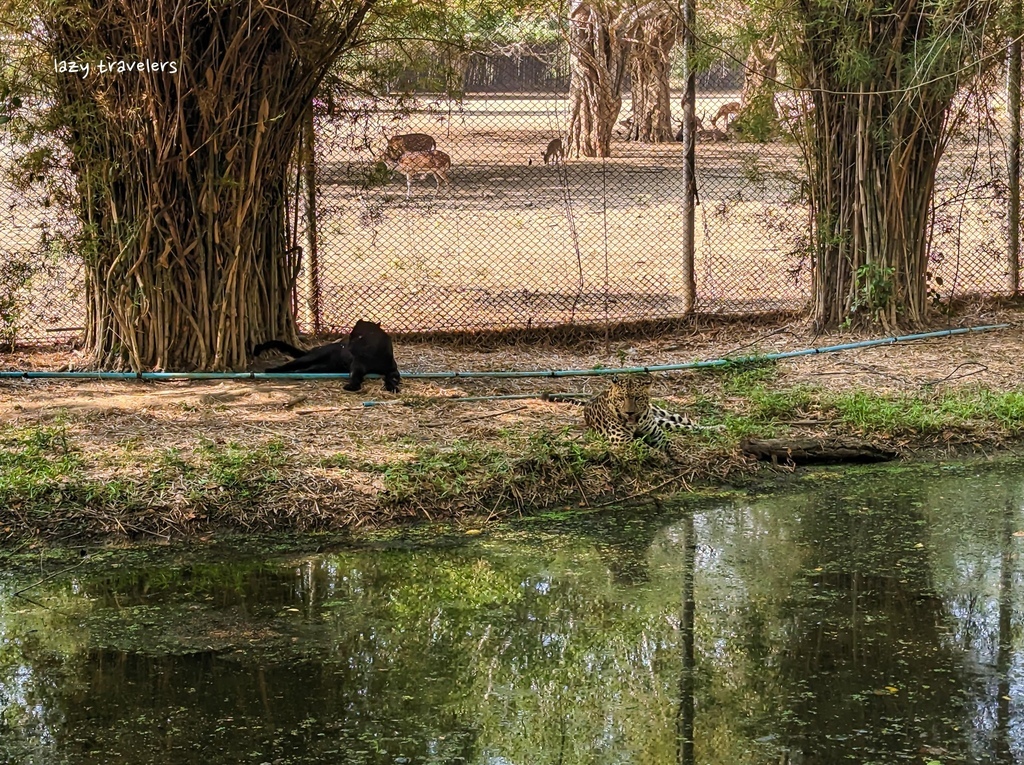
[606,374,652,425]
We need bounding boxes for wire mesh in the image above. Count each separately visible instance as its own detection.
[692,72,811,315]
[929,71,1014,300]
[0,127,84,345]
[304,45,694,335]
[0,42,1019,343]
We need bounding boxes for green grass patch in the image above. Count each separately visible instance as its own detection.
[0,428,295,513]
[0,424,83,505]
[377,439,515,502]
[4,381,1024,543]
[831,391,944,433]
[745,385,815,421]
[708,358,780,394]
[369,428,660,507]
[677,380,810,443]
[524,427,611,471]
[828,388,1024,436]
[154,447,195,480]
[320,453,356,469]
[191,438,289,498]
[678,384,1024,446]
[150,441,289,500]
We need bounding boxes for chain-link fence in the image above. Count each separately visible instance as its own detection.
[0,125,84,345]
[930,73,1014,299]
[302,54,812,336]
[0,41,1019,343]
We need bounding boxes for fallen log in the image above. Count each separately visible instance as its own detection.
[740,437,897,465]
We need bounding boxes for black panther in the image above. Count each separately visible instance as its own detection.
[345,319,401,393]
[252,320,400,393]
[252,339,354,374]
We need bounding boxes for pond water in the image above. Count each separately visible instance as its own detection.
[2,460,1024,764]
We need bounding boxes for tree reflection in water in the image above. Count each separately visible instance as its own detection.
[1,460,1022,764]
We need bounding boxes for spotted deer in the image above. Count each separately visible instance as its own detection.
[542,137,565,165]
[711,101,742,130]
[381,133,437,164]
[674,113,706,141]
[394,149,451,198]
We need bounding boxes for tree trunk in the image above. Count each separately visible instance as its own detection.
[80,170,298,371]
[45,0,374,370]
[567,0,637,157]
[794,0,993,330]
[805,84,946,331]
[739,38,778,110]
[730,37,780,141]
[627,15,679,142]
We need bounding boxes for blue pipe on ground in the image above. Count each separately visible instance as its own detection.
[0,323,1010,382]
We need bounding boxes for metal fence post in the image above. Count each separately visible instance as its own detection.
[680,0,698,313]
[1007,20,1015,294]
[303,103,323,334]
[1009,10,1022,295]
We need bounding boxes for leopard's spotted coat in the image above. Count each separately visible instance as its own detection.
[581,374,699,448]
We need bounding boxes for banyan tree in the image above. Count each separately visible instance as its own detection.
[565,0,681,155]
[626,13,679,143]
[791,0,995,330]
[566,0,656,157]
[41,0,375,370]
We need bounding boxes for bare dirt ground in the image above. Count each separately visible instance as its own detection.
[2,307,1021,455]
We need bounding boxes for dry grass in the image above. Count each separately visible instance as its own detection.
[2,308,1024,543]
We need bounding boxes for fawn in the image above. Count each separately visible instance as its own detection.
[711,101,741,130]
[542,137,565,165]
[394,149,451,198]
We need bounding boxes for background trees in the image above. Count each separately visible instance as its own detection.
[566,0,642,157]
[565,0,684,156]
[0,0,1014,364]
[626,14,680,143]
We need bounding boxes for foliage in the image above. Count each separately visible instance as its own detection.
[0,252,35,348]
[730,89,778,142]
[849,262,896,322]
[323,0,561,103]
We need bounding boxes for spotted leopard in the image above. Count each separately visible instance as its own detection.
[552,374,705,448]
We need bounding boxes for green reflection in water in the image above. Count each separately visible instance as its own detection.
[2,459,1024,764]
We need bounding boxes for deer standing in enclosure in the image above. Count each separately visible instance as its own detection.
[542,137,565,165]
[393,150,451,198]
[711,101,741,129]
